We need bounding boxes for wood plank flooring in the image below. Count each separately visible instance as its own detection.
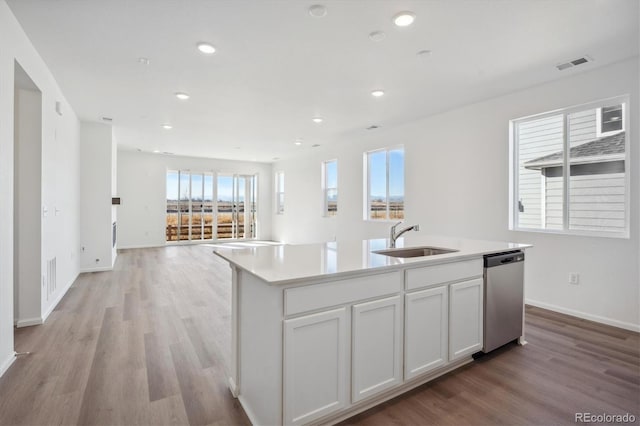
[0,245,638,426]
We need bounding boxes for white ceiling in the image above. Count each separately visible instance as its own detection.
[7,0,639,162]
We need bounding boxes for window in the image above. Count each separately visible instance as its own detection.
[166,170,256,242]
[217,174,258,240]
[365,147,404,220]
[275,171,285,214]
[322,160,337,216]
[510,96,629,237]
[166,170,215,241]
[597,103,625,136]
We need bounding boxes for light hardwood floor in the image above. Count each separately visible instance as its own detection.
[0,246,638,426]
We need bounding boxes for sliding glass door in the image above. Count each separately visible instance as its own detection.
[166,170,256,242]
[217,174,257,240]
[166,171,215,241]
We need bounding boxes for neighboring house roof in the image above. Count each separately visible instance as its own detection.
[524,131,625,169]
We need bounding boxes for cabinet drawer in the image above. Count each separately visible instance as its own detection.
[405,259,482,291]
[285,271,402,316]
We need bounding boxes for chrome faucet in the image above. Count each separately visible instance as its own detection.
[389,221,420,248]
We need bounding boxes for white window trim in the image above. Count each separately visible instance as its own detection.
[363,145,404,222]
[275,171,285,215]
[509,95,630,239]
[322,159,338,217]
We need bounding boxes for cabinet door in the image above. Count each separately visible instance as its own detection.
[284,308,348,426]
[449,278,483,360]
[404,286,448,380]
[352,295,402,403]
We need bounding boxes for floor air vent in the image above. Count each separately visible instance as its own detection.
[47,257,57,300]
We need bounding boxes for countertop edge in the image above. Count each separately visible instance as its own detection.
[214,243,532,286]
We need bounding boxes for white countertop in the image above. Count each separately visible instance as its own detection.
[213,235,531,285]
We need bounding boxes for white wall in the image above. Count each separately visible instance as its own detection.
[117,150,273,248]
[273,58,640,331]
[0,0,81,376]
[80,122,116,271]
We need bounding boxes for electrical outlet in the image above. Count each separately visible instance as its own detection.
[569,273,580,285]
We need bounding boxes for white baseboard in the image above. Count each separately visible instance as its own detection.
[238,395,260,426]
[42,272,78,323]
[117,243,165,250]
[0,352,16,378]
[15,317,43,328]
[526,299,640,332]
[80,265,114,273]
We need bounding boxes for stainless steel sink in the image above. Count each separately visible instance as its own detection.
[373,246,459,258]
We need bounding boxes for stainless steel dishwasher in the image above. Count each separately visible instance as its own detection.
[482,251,525,353]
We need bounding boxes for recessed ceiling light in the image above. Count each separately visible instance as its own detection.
[309,5,327,18]
[393,11,415,27]
[294,139,303,146]
[369,31,386,42]
[416,49,432,58]
[162,124,173,129]
[197,42,216,54]
[371,90,385,97]
[153,150,160,153]
[312,116,324,123]
[138,57,150,65]
[175,92,190,100]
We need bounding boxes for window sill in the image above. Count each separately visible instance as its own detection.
[510,227,629,240]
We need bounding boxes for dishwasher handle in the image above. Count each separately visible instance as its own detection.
[484,251,524,268]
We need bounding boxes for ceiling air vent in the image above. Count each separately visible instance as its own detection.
[556,55,593,71]
[366,125,380,130]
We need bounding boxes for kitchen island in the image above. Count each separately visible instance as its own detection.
[214,236,530,426]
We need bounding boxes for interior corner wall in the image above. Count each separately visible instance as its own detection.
[116,150,273,248]
[272,57,640,331]
[80,122,114,272]
[0,0,82,376]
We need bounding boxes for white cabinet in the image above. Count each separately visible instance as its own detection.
[351,296,402,403]
[449,278,483,360]
[283,308,348,425]
[404,286,448,380]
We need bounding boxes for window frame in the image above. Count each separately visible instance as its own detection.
[509,95,630,239]
[275,171,285,215]
[322,159,338,217]
[363,145,405,221]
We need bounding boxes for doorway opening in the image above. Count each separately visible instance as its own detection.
[13,61,43,328]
